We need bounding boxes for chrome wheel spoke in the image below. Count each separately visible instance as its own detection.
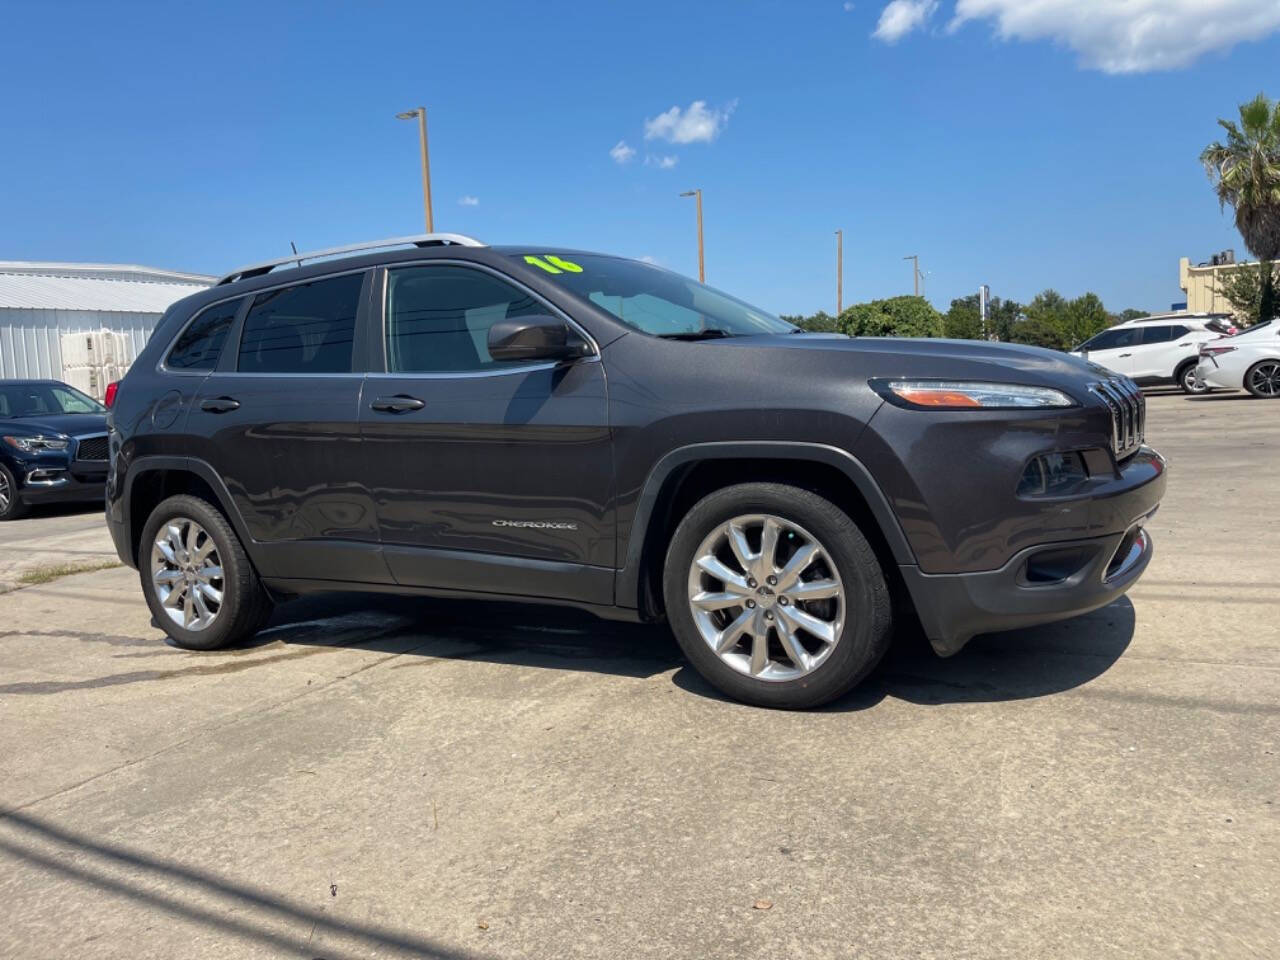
[788,578,840,601]
[775,542,819,592]
[154,568,184,585]
[687,513,845,683]
[696,554,751,594]
[198,564,223,581]
[197,582,223,605]
[715,608,755,654]
[692,591,746,611]
[778,603,837,645]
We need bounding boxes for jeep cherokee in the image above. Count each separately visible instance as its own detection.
[105,234,1166,708]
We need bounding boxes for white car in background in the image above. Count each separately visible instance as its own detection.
[1194,320,1280,398]
[1072,313,1237,394]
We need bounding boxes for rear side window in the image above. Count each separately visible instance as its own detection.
[166,299,241,370]
[238,273,363,374]
[1139,326,1174,344]
[385,265,546,373]
[1167,325,1191,338]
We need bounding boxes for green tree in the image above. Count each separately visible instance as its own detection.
[1116,308,1149,323]
[786,310,840,333]
[1215,261,1276,326]
[1062,292,1110,348]
[944,295,983,340]
[1010,290,1075,350]
[1201,92,1280,321]
[838,296,943,338]
[988,298,1022,341]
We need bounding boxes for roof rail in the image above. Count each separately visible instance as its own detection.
[215,233,486,285]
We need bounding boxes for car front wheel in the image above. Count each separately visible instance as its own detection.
[0,464,29,521]
[662,482,893,709]
[139,494,272,650]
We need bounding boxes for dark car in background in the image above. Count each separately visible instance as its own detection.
[105,234,1167,708]
[0,379,110,520]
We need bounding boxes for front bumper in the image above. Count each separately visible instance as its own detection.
[13,462,107,505]
[901,444,1165,655]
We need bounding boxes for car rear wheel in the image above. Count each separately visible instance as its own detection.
[1245,360,1280,398]
[139,494,272,651]
[662,482,893,709]
[1177,360,1208,395]
[0,464,29,521]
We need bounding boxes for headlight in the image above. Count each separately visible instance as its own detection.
[2,435,70,452]
[872,380,1077,410]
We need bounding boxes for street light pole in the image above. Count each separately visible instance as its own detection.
[396,107,434,233]
[680,189,705,282]
[903,254,919,296]
[835,229,843,315]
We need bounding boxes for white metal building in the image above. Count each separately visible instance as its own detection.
[0,261,212,393]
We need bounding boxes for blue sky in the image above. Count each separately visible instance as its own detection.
[2,0,1278,316]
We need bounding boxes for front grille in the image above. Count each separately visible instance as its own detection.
[75,434,109,461]
[1090,378,1145,460]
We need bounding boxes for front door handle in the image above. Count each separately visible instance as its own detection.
[200,397,240,413]
[371,395,426,413]
[1118,353,1132,358]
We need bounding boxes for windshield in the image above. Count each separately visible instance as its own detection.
[0,382,106,418]
[510,253,796,338]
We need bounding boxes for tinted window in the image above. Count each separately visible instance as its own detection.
[238,273,363,374]
[385,266,548,373]
[167,299,241,370]
[1083,328,1139,351]
[1167,325,1191,338]
[1140,326,1175,344]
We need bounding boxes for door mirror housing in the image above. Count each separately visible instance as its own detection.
[488,315,590,363]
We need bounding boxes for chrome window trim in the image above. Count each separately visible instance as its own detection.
[377,259,602,379]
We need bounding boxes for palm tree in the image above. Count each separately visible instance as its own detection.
[1201,92,1280,262]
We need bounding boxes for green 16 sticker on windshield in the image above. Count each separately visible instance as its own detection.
[524,255,583,274]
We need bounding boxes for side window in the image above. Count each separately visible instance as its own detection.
[50,387,99,413]
[1139,326,1174,345]
[1167,325,1191,339]
[167,298,241,370]
[1084,330,1121,350]
[238,273,363,374]
[385,265,547,373]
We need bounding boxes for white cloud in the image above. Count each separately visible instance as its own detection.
[645,154,679,169]
[843,2,856,10]
[457,195,479,206]
[644,100,737,144]
[639,255,660,264]
[948,0,1280,73]
[873,0,938,42]
[609,140,636,164]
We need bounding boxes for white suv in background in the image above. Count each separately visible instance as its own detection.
[1072,313,1237,394]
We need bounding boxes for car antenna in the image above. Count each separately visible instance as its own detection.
[290,241,301,269]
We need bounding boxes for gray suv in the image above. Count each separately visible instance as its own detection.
[106,234,1166,708]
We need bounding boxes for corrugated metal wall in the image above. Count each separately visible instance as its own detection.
[0,309,160,379]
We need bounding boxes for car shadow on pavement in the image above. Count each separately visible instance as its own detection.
[673,597,1137,711]
[258,591,1135,710]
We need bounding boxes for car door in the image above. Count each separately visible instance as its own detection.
[187,269,391,584]
[1128,325,1174,380]
[359,261,613,605]
[1078,327,1140,376]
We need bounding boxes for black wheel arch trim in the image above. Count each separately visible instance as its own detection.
[119,455,255,568]
[615,440,915,610]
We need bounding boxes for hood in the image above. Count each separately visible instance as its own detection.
[2,412,108,438]
[710,334,1115,386]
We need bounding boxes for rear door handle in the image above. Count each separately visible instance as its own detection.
[370,395,426,413]
[1118,353,1132,358]
[200,397,240,413]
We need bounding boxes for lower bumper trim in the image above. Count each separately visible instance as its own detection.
[901,525,1154,657]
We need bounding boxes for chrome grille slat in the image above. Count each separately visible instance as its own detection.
[1090,377,1144,461]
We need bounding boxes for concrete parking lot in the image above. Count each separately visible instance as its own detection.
[1,389,1277,959]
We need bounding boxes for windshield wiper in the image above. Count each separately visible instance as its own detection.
[657,328,737,341]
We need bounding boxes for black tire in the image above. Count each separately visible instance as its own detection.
[0,464,29,521]
[139,493,272,651]
[662,482,893,709]
[1176,360,1208,395]
[1244,360,1280,399]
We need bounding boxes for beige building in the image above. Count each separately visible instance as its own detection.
[1179,253,1257,315]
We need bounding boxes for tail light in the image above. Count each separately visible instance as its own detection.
[104,381,119,408]
[1199,345,1237,357]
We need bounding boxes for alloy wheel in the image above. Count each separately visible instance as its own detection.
[1249,362,1280,397]
[0,471,10,513]
[150,517,224,631]
[686,513,845,682]
[1182,365,1207,393]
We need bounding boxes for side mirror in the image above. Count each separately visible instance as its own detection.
[488,315,589,363]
